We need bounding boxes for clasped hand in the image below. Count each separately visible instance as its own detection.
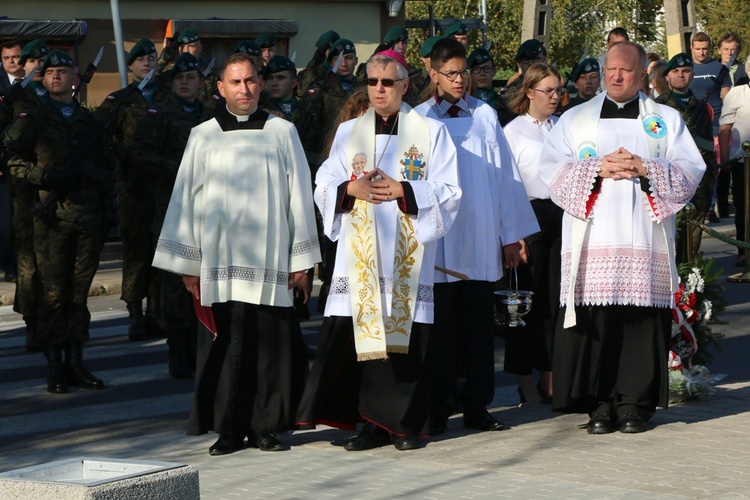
[599,147,646,180]
[346,169,405,203]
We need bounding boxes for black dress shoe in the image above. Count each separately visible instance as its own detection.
[429,419,447,436]
[464,411,504,431]
[586,414,615,434]
[393,435,422,451]
[343,423,392,451]
[249,431,287,451]
[209,435,245,456]
[619,413,648,433]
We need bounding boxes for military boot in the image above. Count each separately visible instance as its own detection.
[45,344,68,394]
[126,301,147,340]
[24,316,44,353]
[145,297,166,338]
[64,340,104,390]
[167,329,192,379]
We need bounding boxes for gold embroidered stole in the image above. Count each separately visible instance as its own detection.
[344,104,431,360]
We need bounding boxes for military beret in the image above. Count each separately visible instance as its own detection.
[255,34,276,49]
[663,52,693,75]
[315,30,340,50]
[515,39,543,61]
[328,38,356,60]
[20,39,49,65]
[468,47,493,68]
[444,22,468,37]
[569,57,600,82]
[170,53,202,77]
[384,26,408,44]
[41,49,74,73]
[420,36,445,58]
[264,55,296,75]
[177,29,200,45]
[233,39,261,56]
[128,38,157,65]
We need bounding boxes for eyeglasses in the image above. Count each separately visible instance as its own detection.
[366,77,405,87]
[470,65,495,75]
[531,87,565,97]
[435,68,471,82]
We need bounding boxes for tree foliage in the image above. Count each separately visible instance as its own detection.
[695,0,750,61]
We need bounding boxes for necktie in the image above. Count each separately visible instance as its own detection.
[448,105,460,118]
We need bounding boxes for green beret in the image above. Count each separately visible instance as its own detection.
[468,47,493,68]
[41,49,74,73]
[128,38,157,65]
[663,52,693,75]
[170,53,202,78]
[177,29,200,45]
[328,38,356,60]
[315,30,340,50]
[445,22,468,37]
[420,36,445,58]
[569,57,600,82]
[255,34,276,49]
[515,39,543,61]
[384,26,408,44]
[264,55,295,75]
[233,40,261,56]
[20,39,49,65]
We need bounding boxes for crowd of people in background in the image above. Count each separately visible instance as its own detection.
[0,21,748,454]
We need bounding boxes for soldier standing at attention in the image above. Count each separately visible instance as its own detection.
[2,39,50,353]
[468,47,516,126]
[444,22,469,48]
[3,50,116,393]
[97,38,166,341]
[255,34,277,67]
[563,58,601,112]
[263,56,300,122]
[131,53,213,378]
[296,30,340,99]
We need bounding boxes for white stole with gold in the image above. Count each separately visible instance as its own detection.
[565,92,670,328]
[344,104,431,360]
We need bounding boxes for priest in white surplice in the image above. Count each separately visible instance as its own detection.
[152,53,321,455]
[414,38,539,434]
[296,51,461,451]
[540,42,705,434]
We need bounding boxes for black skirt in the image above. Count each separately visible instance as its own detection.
[297,316,432,437]
[187,301,309,437]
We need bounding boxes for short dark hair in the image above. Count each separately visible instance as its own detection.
[718,32,742,53]
[607,27,630,44]
[1,40,22,52]
[219,52,261,80]
[429,37,466,71]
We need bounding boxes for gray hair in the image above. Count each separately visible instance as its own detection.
[366,54,408,80]
[605,41,648,70]
[648,60,667,81]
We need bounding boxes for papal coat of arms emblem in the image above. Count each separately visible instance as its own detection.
[400,145,425,181]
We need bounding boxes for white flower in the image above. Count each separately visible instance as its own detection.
[701,300,713,321]
[687,268,705,293]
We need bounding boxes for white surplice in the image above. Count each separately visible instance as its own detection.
[539,93,705,310]
[152,115,321,308]
[415,97,539,282]
[315,111,461,324]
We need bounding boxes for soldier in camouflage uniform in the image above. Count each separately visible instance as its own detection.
[502,39,547,104]
[97,38,166,340]
[131,53,212,378]
[0,39,50,352]
[3,50,116,393]
[563,58,601,112]
[296,30,339,100]
[655,53,715,263]
[255,34,277,67]
[444,21,469,48]
[262,56,301,121]
[468,47,515,126]
[405,36,444,107]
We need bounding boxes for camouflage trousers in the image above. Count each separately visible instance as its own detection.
[10,178,38,318]
[119,191,156,303]
[33,216,103,344]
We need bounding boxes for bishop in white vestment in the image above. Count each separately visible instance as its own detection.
[539,42,705,434]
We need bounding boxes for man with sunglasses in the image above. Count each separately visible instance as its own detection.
[298,50,461,451]
[415,37,538,435]
[540,42,705,434]
[468,47,515,126]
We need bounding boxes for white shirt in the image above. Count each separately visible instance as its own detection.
[720,84,750,159]
[504,113,558,200]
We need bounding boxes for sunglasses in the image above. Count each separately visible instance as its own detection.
[366,77,405,87]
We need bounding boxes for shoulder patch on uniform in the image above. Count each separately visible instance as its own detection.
[307,89,316,96]
[147,108,158,115]
[106,94,116,101]
[17,112,28,119]
[211,93,220,102]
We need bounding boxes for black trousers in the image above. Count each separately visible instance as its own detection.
[187,301,309,438]
[297,316,432,437]
[732,160,746,256]
[431,280,495,417]
[552,305,671,419]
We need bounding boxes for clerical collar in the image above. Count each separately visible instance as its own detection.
[601,94,640,119]
[228,106,256,122]
[216,105,269,131]
[375,112,399,135]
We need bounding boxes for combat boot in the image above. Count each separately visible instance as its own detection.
[24,316,44,353]
[167,329,192,379]
[126,301,147,340]
[64,340,104,390]
[45,344,68,394]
